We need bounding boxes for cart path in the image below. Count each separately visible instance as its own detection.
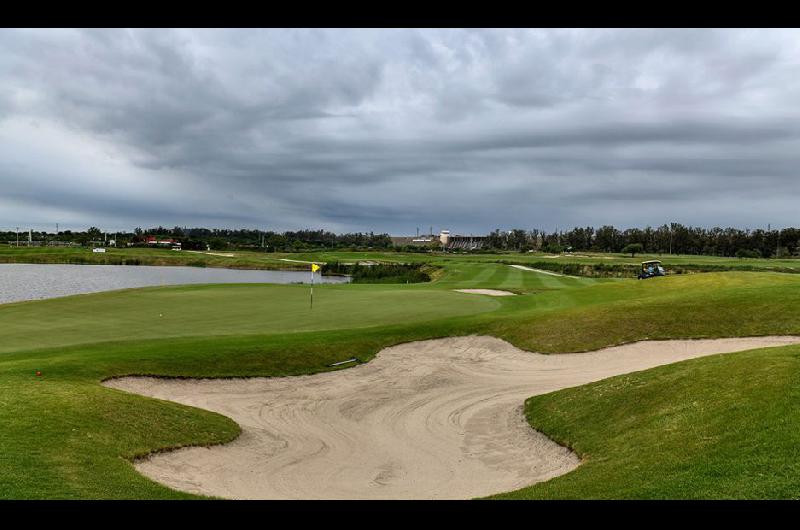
[454,289,516,296]
[103,335,800,499]
[509,264,565,276]
[279,258,325,264]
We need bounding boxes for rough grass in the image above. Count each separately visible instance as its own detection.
[492,345,800,499]
[481,272,800,352]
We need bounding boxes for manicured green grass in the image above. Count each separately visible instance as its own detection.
[430,262,610,292]
[0,283,500,355]
[492,344,800,499]
[4,245,800,275]
[3,261,800,498]
[480,271,800,352]
[294,248,800,272]
[0,365,237,499]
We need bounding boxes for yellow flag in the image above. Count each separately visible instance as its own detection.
[311,263,320,272]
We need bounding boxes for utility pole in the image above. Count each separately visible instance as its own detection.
[669,223,673,255]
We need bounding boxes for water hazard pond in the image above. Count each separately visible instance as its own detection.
[0,264,350,304]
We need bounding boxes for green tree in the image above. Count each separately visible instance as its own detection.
[208,238,228,251]
[622,243,644,258]
[86,227,102,240]
[543,242,563,254]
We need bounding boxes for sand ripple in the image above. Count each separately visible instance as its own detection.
[104,335,800,499]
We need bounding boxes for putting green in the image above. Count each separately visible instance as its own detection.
[0,283,501,355]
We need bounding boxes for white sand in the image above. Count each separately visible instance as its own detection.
[186,251,236,258]
[279,258,324,264]
[454,289,516,296]
[103,335,800,500]
[509,264,565,276]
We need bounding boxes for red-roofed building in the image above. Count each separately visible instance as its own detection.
[145,236,180,247]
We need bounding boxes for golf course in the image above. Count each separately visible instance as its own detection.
[3,249,800,499]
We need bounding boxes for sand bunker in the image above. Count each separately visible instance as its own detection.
[454,289,516,296]
[104,335,800,500]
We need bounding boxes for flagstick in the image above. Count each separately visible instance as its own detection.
[310,265,314,309]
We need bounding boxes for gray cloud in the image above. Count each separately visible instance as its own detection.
[2,28,800,234]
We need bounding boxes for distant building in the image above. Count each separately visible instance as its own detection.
[391,230,487,250]
[145,236,179,246]
[390,236,436,247]
[440,230,487,250]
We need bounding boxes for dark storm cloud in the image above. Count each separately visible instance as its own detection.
[2,28,800,233]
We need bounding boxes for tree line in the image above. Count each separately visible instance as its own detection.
[2,226,393,252]
[483,224,800,258]
[135,227,393,251]
[6,223,800,258]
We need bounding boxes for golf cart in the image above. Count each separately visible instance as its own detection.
[638,260,665,280]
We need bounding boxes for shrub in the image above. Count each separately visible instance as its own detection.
[736,248,762,259]
[322,262,432,284]
[543,243,563,254]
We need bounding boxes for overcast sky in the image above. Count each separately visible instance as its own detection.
[2,28,800,235]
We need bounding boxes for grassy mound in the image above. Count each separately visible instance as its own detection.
[493,344,800,499]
